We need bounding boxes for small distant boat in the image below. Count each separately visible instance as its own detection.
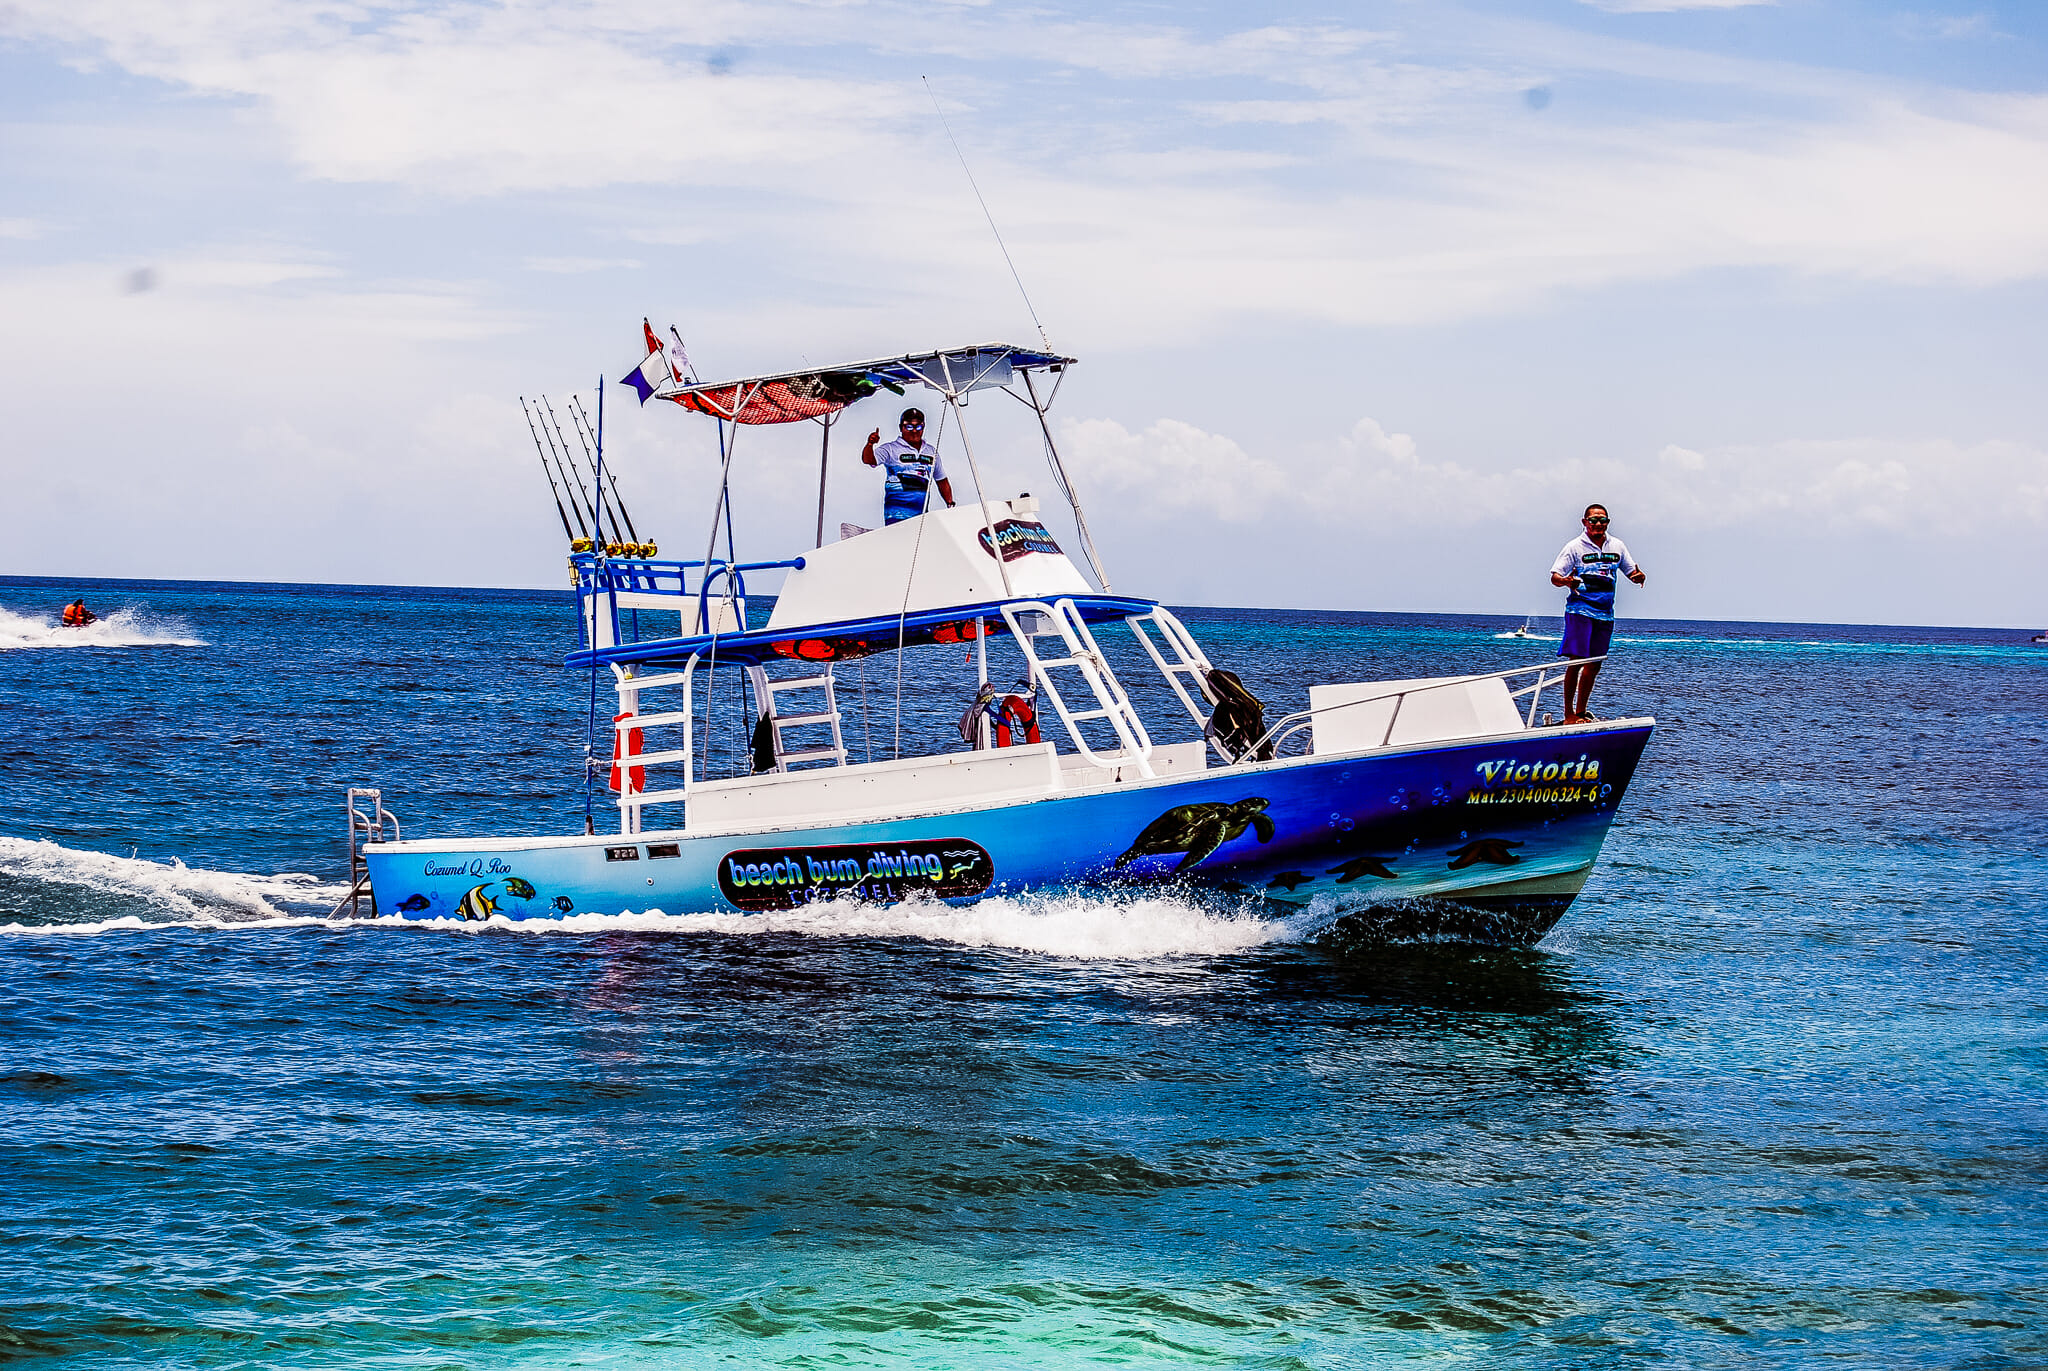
[348,338,1655,947]
[2032,631,2048,645]
[1508,617,1535,639]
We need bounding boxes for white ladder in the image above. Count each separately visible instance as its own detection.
[1001,598,1155,778]
[746,665,848,772]
[1128,606,1238,764]
[611,665,699,833]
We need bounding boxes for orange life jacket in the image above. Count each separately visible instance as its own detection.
[62,604,85,626]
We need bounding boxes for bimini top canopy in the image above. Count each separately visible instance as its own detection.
[651,343,1074,426]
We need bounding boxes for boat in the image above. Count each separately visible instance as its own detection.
[1497,616,1538,640]
[348,339,1655,947]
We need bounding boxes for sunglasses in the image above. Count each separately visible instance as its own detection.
[1584,517,1609,524]
[901,420,924,428]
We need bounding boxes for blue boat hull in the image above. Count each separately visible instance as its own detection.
[365,723,1652,947]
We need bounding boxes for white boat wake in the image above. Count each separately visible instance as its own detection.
[0,605,205,650]
[0,836,1326,959]
[0,836,344,925]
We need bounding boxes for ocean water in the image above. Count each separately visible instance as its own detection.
[2,576,2044,1369]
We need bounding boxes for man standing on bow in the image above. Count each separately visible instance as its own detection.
[1550,504,1646,725]
[862,408,955,525]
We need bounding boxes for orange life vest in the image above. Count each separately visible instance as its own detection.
[61,604,86,626]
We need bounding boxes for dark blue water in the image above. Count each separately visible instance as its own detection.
[3,576,2045,1368]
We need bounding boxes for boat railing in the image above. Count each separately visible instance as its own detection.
[331,787,401,917]
[1247,656,1610,761]
[573,554,806,649]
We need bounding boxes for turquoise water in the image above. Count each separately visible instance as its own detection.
[2,577,2044,1367]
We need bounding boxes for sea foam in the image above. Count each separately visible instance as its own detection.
[0,836,1326,959]
[355,889,1333,960]
[0,836,346,930]
[0,605,205,651]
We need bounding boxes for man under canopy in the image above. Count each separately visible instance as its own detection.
[862,407,955,524]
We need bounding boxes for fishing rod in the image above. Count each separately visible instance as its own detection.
[573,393,641,545]
[520,396,583,541]
[546,395,628,548]
[536,393,602,538]
[568,393,641,545]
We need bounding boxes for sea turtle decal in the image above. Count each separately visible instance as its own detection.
[1115,798,1275,873]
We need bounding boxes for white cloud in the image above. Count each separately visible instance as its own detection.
[1578,0,1774,12]
[522,257,643,274]
[1059,417,1289,522]
[1066,412,2048,539]
[7,0,2046,345]
[1892,11,1993,40]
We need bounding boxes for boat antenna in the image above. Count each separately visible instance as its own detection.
[924,75,1051,352]
[569,394,641,544]
[537,393,600,535]
[521,397,582,542]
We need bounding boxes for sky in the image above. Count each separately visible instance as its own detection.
[1,0,2043,626]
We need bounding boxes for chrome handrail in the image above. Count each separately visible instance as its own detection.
[333,788,401,918]
[1241,655,1610,762]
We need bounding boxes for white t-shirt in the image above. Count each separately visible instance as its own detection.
[873,438,947,498]
[1551,533,1639,622]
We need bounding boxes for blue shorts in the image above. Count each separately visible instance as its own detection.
[1559,613,1613,660]
[883,491,926,525]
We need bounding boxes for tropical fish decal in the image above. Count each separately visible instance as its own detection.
[1116,798,1275,872]
[456,884,500,921]
[1448,839,1523,869]
[552,896,574,913]
[395,894,431,912]
[501,877,537,899]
